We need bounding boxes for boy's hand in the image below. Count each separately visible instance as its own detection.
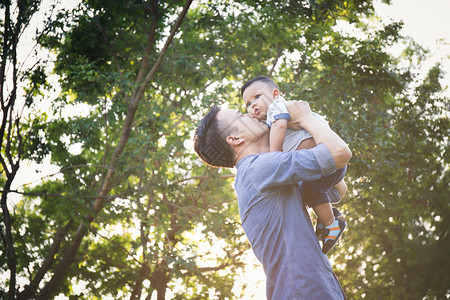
[283,100,315,130]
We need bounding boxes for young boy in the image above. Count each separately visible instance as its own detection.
[241,75,347,254]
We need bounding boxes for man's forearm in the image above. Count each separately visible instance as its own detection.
[285,100,352,168]
[301,117,352,169]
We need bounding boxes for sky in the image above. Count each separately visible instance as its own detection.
[6,0,450,299]
[375,0,450,96]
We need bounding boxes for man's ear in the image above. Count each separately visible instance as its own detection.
[226,135,244,146]
[272,88,280,99]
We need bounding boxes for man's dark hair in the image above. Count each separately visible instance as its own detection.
[240,75,279,97]
[194,106,236,168]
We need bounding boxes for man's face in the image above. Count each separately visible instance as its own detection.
[217,109,268,143]
[242,81,276,120]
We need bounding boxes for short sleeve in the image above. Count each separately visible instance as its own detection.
[267,98,290,126]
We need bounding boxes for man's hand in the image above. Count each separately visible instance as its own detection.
[280,100,315,130]
[280,99,352,169]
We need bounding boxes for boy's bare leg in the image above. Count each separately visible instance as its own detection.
[333,180,347,199]
[297,137,316,150]
[297,138,348,227]
[298,138,347,253]
[313,203,335,227]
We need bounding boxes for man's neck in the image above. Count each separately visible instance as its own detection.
[234,140,270,164]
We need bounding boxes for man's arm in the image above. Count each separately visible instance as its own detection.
[286,100,352,169]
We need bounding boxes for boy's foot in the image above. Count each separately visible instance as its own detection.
[315,222,325,240]
[322,218,347,254]
[332,207,343,219]
[316,208,344,240]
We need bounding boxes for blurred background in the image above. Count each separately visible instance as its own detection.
[1,0,448,299]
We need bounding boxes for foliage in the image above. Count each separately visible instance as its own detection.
[276,20,449,299]
[1,0,448,299]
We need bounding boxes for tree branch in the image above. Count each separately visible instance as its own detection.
[5,190,109,200]
[93,17,122,75]
[132,0,194,106]
[20,220,73,299]
[197,250,245,273]
[38,222,87,299]
[0,4,11,108]
[176,173,235,184]
[268,48,283,77]
[135,0,159,84]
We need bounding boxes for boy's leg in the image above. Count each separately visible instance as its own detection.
[300,166,347,254]
[333,180,347,201]
[296,138,346,204]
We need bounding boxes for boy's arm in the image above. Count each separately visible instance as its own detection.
[269,119,287,152]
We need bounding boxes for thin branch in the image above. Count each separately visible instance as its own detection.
[135,0,159,84]
[5,102,15,167]
[14,164,113,190]
[95,230,142,265]
[0,155,11,176]
[93,0,194,213]
[5,190,109,200]
[133,0,194,104]
[60,163,114,172]
[197,250,245,273]
[268,48,283,77]
[16,2,57,78]
[0,5,11,107]
[176,173,235,184]
[93,17,122,75]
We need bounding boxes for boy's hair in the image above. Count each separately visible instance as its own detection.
[241,75,279,97]
[194,106,236,168]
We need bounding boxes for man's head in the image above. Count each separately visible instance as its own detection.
[241,76,280,121]
[194,106,269,168]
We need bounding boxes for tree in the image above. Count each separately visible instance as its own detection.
[0,0,51,298]
[2,0,448,299]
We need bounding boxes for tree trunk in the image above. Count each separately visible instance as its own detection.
[130,263,151,300]
[38,223,87,299]
[20,220,73,299]
[1,177,18,300]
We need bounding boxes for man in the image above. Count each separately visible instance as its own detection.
[194,101,351,299]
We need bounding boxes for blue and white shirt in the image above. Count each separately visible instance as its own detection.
[265,97,290,127]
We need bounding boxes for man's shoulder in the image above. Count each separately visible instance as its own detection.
[237,152,293,171]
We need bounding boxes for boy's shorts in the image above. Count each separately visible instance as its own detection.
[300,166,347,208]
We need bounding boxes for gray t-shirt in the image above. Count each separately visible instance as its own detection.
[283,112,329,152]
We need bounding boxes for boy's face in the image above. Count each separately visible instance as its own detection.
[242,81,278,120]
